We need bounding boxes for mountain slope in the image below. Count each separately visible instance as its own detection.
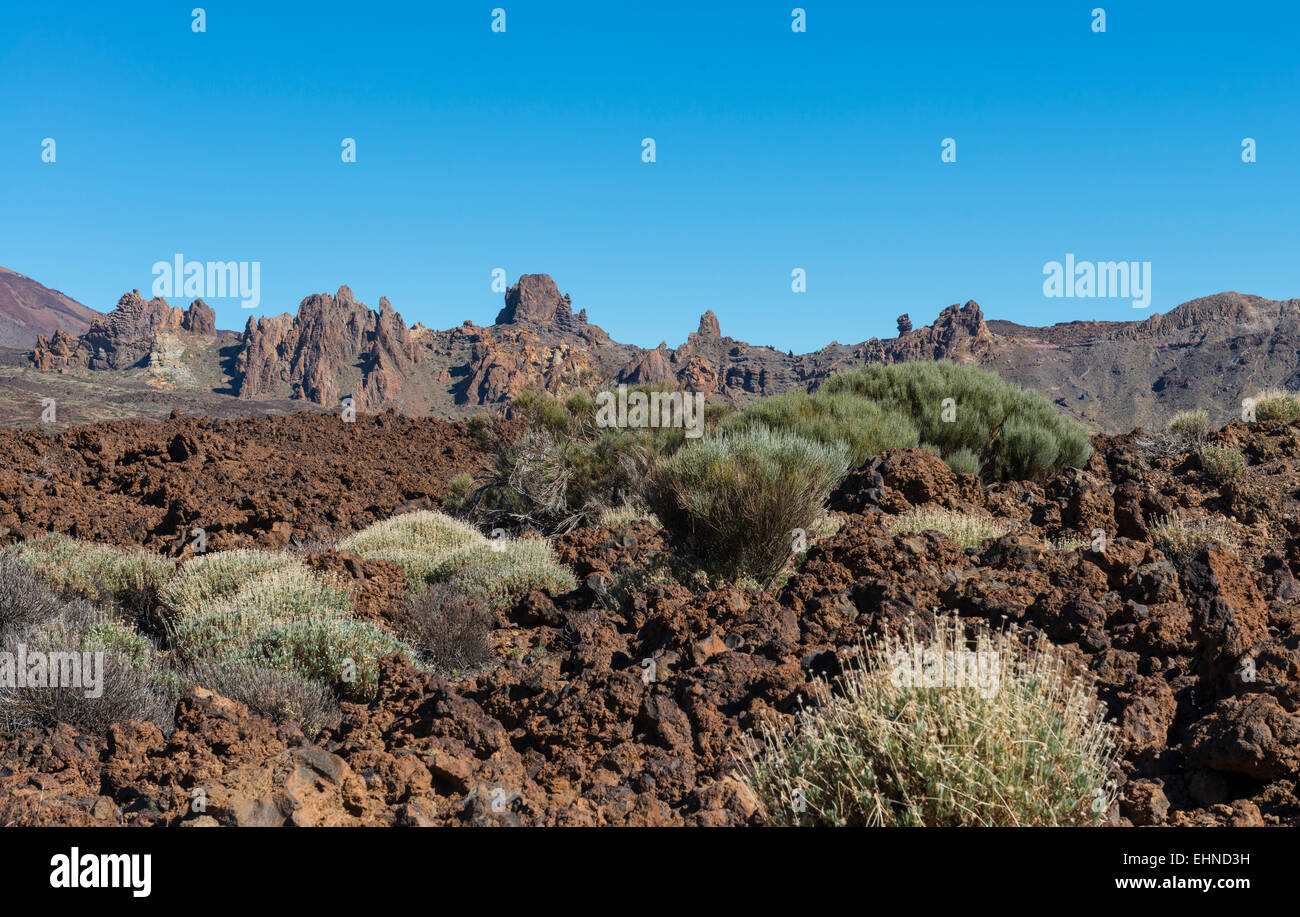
[0,267,99,348]
[22,273,1300,432]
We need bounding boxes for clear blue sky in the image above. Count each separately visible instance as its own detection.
[2,2,1297,352]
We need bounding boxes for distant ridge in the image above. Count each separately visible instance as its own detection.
[19,269,1300,433]
[0,267,99,348]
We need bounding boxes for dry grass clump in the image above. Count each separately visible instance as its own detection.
[340,510,576,606]
[1249,389,1300,424]
[1167,409,1210,442]
[168,560,416,701]
[1199,444,1247,483]
[337,510,483,559]
[596,504,661,529]
[743,617,1118,826]
[1150,514,1238,562]
[3,534,175,605]
[886,506,1011,549]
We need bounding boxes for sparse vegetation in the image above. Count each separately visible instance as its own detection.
[0,597,172,736]
[405,583,495,676]
[229,614,414,701]
[173,660,341,735]
[1199,444,1247,482]
[649,427,850,585]
[1151,514,1238,562]
[3,533,175,606]
[160,549,307,617]
[887,506,1010,549]
[461,388,700,533]
[1167,410,1210,443]
[743,617,1118,826]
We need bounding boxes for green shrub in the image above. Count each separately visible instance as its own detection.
[1199,445,1246,482]
[340,510,576,606]
[942,447,981,476]
[4,534,175,605]
[720,390,920,467]
[743,617,1118,826]
[887,506,1010,549]
[1250,389,1300,424]
[805,361,1093,481]
[170,567,353,658]
[231,614,415,701]
[337,510,483,559]
[160,549,305,617]
[471,388,693,532]
[649,428,850,585]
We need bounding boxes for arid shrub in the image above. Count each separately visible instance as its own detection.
[467,388,689,533]
[887,506,1010,549]
[0,555,69,633]
[177,659,341,735]
[1250,389,1300,423]
[1167,409,1210,443]
[405,584,495,676]
[160,549,305,617]
[744,617,1118,826]
[1151,514,1238,562]
[649,428,850,585]
[230,614,416,701]
[4,534,175,606]
[0,602,172,736]
[943,447,982,477]
[337,510,483,561]
[170,567,353,658]
[813,361,1092,481]
[1200,444,1246,482]
[429,541,577,606]
[341,510,576,605]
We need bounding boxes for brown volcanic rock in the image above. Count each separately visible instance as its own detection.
[619,342,673,385]
[0,411,490,552]
[234,287,423,411]
[182,299,217,335]
[0,266,99,349]
[2,422,1300,824]
[495,274,568,325]
[31,291,218,372]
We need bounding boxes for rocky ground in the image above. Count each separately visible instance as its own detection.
[1,414,1299,826]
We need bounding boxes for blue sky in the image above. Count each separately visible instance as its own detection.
[2,2,1297,352]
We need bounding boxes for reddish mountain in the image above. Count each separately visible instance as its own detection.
[0,266,99,348]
